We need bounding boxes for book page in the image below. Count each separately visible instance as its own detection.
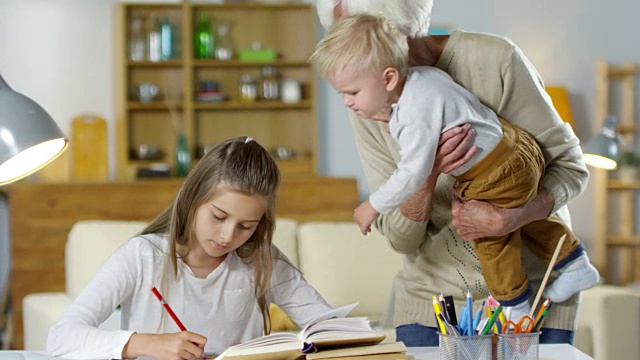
[299,303,359,336]
[224,332,299,350]
[300,308,386,349]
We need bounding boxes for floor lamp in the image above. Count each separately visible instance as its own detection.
[0,74,68,185]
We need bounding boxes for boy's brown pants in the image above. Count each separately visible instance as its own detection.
[454,119,580,301]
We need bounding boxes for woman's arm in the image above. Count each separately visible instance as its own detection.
[500,48,588,213]
[400,124,478,222]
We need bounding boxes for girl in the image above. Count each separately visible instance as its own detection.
[47,136,332,359]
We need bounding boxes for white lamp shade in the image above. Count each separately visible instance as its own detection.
[582,115,619,170]
[0,74,68,185]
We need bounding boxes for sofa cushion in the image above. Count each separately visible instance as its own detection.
[297,222,403,322]
[66,220,147,298]
[575,285,640,360]
[272,218,298,267]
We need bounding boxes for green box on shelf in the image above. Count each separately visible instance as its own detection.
[237,49,278,62]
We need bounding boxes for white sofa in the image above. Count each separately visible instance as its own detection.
[22,220,640,360]
[22,219,403,351]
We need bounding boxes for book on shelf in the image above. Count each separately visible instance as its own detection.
[306,342,407,360]
[215,303,386,360]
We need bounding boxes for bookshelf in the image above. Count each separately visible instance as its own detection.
[115,2,318,180]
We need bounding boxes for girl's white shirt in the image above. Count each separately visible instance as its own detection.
[46,234,332,359]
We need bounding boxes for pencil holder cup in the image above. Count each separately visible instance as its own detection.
[496,332,540,360]
[438,333,493,360]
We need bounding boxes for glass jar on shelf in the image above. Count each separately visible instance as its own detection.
[129,16,146,61]
[215,19,233,60]
[260,66,279,100]
[239,74,257,102]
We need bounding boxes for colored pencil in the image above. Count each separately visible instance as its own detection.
[481,304,502,335]
[151,287,187,331]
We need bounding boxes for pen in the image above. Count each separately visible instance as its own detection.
[472,304,483,334]
[151,287,187,331]
[432,295,447,334]
[439,293,451,324]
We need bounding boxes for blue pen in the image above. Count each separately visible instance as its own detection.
[466,288,473,335]
[472,305,483,334]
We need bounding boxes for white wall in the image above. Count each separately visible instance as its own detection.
[0,0,117,175]
[1,0,639,254]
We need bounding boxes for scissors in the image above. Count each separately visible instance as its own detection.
[503,315,534,334]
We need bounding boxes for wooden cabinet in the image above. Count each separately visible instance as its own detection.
[115,3,318,180]
[593,60,640,285]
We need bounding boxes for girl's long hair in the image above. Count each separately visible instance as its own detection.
[142,136,280,334]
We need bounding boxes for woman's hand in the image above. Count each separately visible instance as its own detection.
[398,124,477,222]
[451,188,555,241]
[123,332,207,360]
[433,124,478,175]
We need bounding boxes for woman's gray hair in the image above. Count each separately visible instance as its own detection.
[315,0,433,38]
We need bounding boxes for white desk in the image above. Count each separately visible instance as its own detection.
[407,343,593,360]
[0,344,593,359]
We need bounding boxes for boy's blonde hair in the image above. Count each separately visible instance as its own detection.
[310,13,409,80]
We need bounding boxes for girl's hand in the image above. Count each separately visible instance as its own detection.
[433,124,478,175]
[354,200,379,235]
[123,332,207,360]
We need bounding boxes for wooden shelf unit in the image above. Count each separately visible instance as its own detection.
[115,2,318,180]
[593,60,640,285]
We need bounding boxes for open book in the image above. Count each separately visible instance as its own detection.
[215,303,385,360]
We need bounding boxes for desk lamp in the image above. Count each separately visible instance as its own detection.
[582,115,620,170]
[0,74,68,185]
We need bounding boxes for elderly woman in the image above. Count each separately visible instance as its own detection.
[315,0,589,346]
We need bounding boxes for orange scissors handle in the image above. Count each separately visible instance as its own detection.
[503,315,534,334]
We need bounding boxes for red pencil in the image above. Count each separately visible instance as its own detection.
[151,287,187,331]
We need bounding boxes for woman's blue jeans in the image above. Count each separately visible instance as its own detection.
[396,323,574,347]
